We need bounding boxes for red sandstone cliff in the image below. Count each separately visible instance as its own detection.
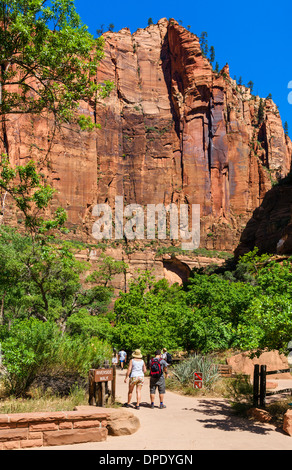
[1,18,291,254]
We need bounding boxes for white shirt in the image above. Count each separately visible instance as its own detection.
[130,359,145,377]
[119,350,126,361]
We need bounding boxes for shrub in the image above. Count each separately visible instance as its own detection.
[170,354,220,389]
[0,318,112,397]
[1,319,62,396]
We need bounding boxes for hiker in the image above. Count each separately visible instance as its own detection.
[112,348,118,366]
[118,349,127,369]
[149,349,168,409]
[124,349,146,409]
[162,347,172,365]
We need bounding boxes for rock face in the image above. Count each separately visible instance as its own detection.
[235,178,292,257]
[1,18,291,254]
[227,350,291,379]
[283,410,292,436]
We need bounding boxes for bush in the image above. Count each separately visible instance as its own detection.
[0,318,112,397]
[225,374,253,415]
[170,354,220,390]
[1,319,62,396]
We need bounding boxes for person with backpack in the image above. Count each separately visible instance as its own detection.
[149,349,168,409]
[162,348,172,365]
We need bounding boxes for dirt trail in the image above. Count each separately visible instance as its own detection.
[31,369,292,451]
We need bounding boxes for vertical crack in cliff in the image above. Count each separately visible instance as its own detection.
[207,94,213,177]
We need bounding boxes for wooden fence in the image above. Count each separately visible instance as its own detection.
[253,364,292,408]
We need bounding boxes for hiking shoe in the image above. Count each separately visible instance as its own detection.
[135,405,140,410]
[159,404,166,409]
[150,403,155,409]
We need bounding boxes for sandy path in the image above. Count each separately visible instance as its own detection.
[32,368,292,451]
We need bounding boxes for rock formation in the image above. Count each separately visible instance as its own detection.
[1,18,291,258]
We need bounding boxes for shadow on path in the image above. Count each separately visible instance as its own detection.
[182,399,283,436]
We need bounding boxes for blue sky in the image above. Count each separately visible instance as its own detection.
[74,0,292,133]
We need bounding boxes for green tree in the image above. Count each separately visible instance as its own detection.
[86,255,128,287]
[247,81,254,93]
[0,0,108,147]
[0,0,114,217]
[209,45,215,64]
[0,157,67,237]
[1,317,112,396]
[96,24,105,37]
[113,273,189,354]
[0,225,118,326]
[284,121,289,137]
[199,32,208,58]
[148,18,154,26]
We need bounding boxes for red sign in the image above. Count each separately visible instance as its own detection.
[194,372,203,389]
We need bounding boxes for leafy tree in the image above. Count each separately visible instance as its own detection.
[1,317,112,396]
[113,272,190,354]
[0,0,108,147]
[86,255,128,287]
[0,157,67,237]
[108,23,114,32]
[0,225,119,326]
[0,0,114,217]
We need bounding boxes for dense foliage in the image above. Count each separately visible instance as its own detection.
[111,249,292,356]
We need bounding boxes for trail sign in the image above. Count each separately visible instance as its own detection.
[194,372,203,389]
[94,368,113,383]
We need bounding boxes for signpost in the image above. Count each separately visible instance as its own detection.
[89,365,116,407]
[194,372,203,389]
[94,368,113,382]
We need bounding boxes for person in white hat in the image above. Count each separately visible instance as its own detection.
[124,349,146,409]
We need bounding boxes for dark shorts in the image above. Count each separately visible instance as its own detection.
[150,376,165,394]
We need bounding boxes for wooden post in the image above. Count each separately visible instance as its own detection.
[112,364,116,403]
[253,364,260,406]
[88,369,96,406]
[260,364,267,408]
[88,366,114,407]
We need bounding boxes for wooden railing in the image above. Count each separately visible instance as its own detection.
[253,364,292,408]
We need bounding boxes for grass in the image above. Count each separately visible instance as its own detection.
[0,385,88,414]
